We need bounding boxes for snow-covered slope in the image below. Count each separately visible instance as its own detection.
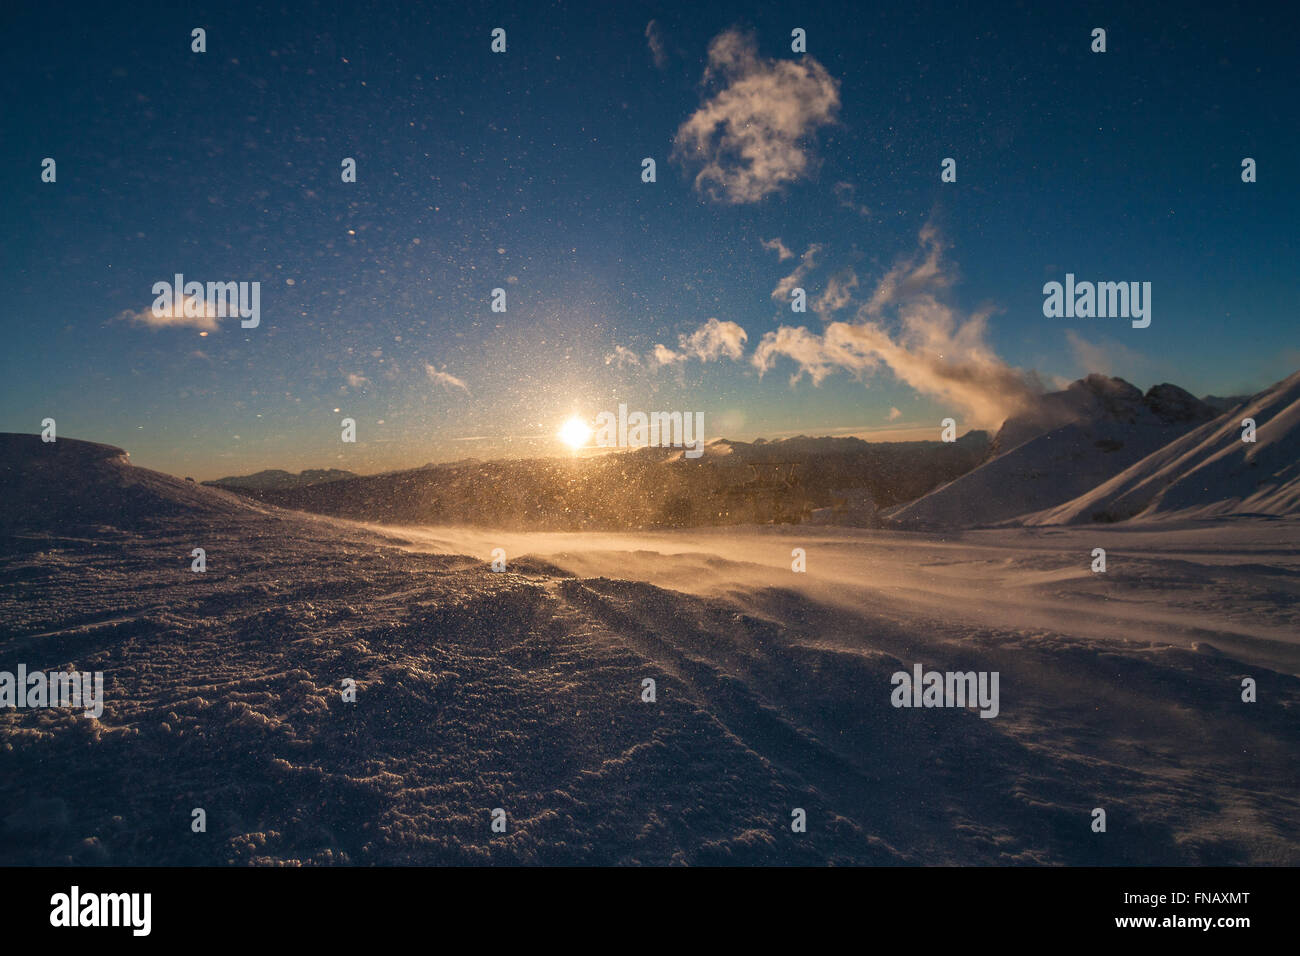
[887,377,1215,528]
[3,431,1300,865]
[1024,370,1300,524]
[0,433,263,533]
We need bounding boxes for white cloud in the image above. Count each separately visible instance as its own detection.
[681,317,748,361]
[813,267,859,318]
[649,318,749,368]
[771,243,821,302]
[117,295,221,332]
[861,223,953,317]
[673,28,840,204]
[751,323,880,386]
[887,406,902,421]
[605,345,641,369]
[650,343,684,367]
[1066,330,1152,380]
[424,365,471,395]
[346,373,369,388]
[761,237,794,261]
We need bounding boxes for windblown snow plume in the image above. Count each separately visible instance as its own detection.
[753,225,1042,430]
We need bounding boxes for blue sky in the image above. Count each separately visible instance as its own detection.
[2,0,1296,478]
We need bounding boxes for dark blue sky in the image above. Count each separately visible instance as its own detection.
[2,0,1296,477]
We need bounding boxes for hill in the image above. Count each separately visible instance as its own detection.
[0,434,262,534]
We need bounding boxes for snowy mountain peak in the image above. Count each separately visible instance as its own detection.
[991,375,1215,457]
[1024,368,1300,524]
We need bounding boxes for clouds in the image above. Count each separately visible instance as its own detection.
[610,319,749,370]
[861,223,952,317]
[1066,330,1153,381]
[751,323,873,385]
[752,225,1042,430]
[673,29,840,204]
[424,365,471,395]
[769,242,821,302]
[813,267,859,318]
[679,316,748,362]
[645,20,667,70]
[606,225,1046,432]
[833,182,871,217]
[651,317,748,367]
[604,345,641,369]
[649,343,682,367]
[761,237,795,262]
[117,295,221,332]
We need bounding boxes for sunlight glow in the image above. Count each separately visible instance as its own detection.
[558,416,592,451]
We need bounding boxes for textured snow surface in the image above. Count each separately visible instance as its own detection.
[2,436,1298,865]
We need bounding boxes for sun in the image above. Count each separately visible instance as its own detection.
[557,416,592,451]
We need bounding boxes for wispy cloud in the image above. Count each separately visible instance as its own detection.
[1066,330,1153,381]
[771,243,821,302]
[861,223,953,317]
[604,345,641,369]
[424,365,471,395]
[813,267,859,318]
[673,28,840,204]
[650,318,749,367]
[761,237,794,261]
[833,181,871,217]
[651,343,684,367]
[753,224,1041,429]
[680,316,748,361]
[117,296,221,332]
[645,20,667,70]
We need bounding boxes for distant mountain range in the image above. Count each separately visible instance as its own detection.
[204,468,357,491]
[206,433,991,531]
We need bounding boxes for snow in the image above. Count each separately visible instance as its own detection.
[2,433,1298,864]
[885,420,1192,528]
[1025,370,1300,524]
[886,373,1298,529]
